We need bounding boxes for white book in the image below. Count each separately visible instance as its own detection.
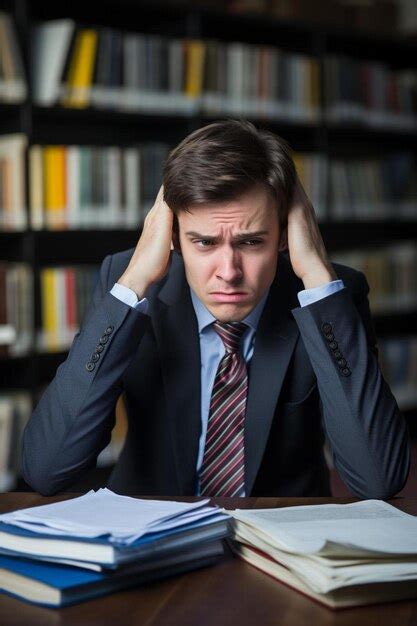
[67,146,81,228]
[32,19,75,106]
[107,147,122,227]
[124,148,141,228]
[0,325,15,345]
[228,500,417,608]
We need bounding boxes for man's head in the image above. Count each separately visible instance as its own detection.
[163,119,296,321]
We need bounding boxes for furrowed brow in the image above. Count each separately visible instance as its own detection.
[185,230,268,240]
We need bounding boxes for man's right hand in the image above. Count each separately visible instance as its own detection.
[117,185,174,299]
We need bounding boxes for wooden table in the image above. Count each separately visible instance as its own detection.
[1,494,417,625]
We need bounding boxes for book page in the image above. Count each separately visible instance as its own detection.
[228,500,417,556]
[0,489,217,544]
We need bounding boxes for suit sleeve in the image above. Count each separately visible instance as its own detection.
[21,254,150,496]
[291,271,411,499]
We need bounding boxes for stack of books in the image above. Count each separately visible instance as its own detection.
[0,488,230,607]
[329,153,417,220]
[29,143,170,230]
[37,265,99,353]
[324,55,417,130]
[31,20,320,121]
[0,262,33,357]
[227,499,417,609]
[331,242,417,314]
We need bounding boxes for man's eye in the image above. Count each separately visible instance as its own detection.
[196,240,214,247]
[242,239,262,246]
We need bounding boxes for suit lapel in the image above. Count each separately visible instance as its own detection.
[151,251,301,496]
[152,253,201,495]
[244,252,300,495]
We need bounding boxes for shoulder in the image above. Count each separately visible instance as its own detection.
[99,247,136,286]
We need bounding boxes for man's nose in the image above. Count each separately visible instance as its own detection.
[216,249,243,282]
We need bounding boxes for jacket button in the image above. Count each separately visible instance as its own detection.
[328,341,338,351]
[91,352,100,363]
[341,367,351,376]
[322,322,332,335]
[337,358,347,367]
[333,349,342,359]
[105,326,114,335]
[325,333,335,342]
[99,335,109,345]
[96,343,104,353]
[86,362,95,372]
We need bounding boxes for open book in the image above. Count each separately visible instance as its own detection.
[227,500,417,609]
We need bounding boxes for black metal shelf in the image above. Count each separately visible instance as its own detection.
[0,351,67,389]
[0,229,139,264]
[320,220,417,252]
[30,229,139,265]
[27,106,322,150]
[24,0,417,56]
[0,106,408,152]
[30,106,196,146]
[373,311,417,336]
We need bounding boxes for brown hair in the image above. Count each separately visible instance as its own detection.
[163,119,296,234]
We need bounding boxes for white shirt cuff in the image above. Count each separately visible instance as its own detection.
[110,283,149,314]
[297,279,345,307]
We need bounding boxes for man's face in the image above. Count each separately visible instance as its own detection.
[177,185,280,322]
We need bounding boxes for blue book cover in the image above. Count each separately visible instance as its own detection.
[0,514,230,567]
[0,540,225,607]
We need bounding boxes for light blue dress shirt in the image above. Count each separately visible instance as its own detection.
[110,277,345,494]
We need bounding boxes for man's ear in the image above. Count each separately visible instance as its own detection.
[172,214,182,255]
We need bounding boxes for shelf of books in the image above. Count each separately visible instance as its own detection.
[0,0,416,492]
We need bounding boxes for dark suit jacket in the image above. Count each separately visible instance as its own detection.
[22,249,410,498]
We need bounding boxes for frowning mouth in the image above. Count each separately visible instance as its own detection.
[210,292,249,302]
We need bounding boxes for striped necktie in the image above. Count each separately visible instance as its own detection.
[200,321,248,497]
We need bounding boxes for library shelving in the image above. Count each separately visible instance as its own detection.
[0,0,416,491]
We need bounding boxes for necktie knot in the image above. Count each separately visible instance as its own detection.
[213,321,247,354]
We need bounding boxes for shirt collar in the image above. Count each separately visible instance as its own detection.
[190,287,269,334]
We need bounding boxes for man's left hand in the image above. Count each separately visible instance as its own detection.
[282,177,337,290]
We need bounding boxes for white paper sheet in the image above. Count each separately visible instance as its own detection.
[0,489,217,543]
[228,500,417,556]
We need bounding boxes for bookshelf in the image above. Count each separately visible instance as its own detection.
[0,0,416,491]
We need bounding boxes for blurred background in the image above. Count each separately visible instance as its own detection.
[0,0,416,496]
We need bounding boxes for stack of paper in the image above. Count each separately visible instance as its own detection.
[227,500,417,609]
[0,489,230,607]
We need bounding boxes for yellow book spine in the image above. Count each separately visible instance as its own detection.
[43,146,67,230]
[185,40,206,98]
[41,268,58,352]
[62,29,98,108]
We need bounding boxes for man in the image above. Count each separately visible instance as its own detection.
[22,120,410,498]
